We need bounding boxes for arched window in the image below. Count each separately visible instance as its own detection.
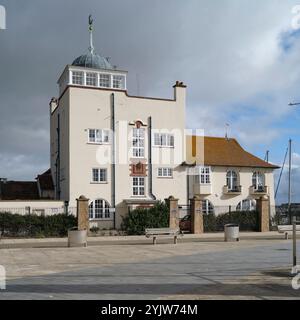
[89,199,110,220]
[252,172,264,191]
[236,199,256,211]
[226,170,238,191]
[202,200,214,214]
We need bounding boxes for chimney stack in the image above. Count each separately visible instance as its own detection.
[49,97,58,113]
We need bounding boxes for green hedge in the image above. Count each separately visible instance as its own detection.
[121,202,169,235]
[204,210,259,232]
[0,212,77,238]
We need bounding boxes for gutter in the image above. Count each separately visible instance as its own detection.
[148,116,157,200]
[55,114,61,200]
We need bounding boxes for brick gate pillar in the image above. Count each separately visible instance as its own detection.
[257,195,270,232]
[190,196,203,234]
[165,196,179,229]
[76,195,90,232]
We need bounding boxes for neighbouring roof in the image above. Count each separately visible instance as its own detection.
[185,136,280,169]
[36,169,54,191]
[0,181,40,200]
[0,169,54,201]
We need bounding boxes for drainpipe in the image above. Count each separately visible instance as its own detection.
[186,173,190,205]
[148,116,157,200]
[56,114,61,200]
[111,93,116,229]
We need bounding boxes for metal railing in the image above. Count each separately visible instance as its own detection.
[0,206,76,216]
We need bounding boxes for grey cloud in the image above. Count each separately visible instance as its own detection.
[0,0,299,203]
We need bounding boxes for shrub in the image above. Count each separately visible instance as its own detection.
[203,213,217,232]
[0,212,77,238]
[203,211,258,232]
[121,202,169,235]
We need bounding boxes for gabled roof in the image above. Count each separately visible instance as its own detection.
[186,136,280,169]
[0,181,40,200]
[36,169,54,190]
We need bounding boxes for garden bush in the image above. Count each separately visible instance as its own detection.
[204,210,259,232]
[0,212,77,238]
[121,202,169,235]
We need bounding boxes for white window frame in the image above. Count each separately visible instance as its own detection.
[86,72,97,86]
[226,170,238,191]
[236,199,256,212]
[99,73,110,88]
[88,129,110,144]
[252,172,265,191]
[195,166,211,184]
[112,75,125,89]
[157,167,173,178]
[153,133,174,147]
[132,177,145,196]
[202,200,214,214]
[89,199,111,220]
[71,71,84,85]
[92,168,107,183]
[132,128,145,158]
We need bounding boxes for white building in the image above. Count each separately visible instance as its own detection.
[185,136,279,216]
[50,18,187,229]
[47,17,279,230]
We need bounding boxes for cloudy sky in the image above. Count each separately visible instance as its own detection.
[0,0,300,204]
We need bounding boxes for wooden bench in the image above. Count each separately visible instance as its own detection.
[145,228,182,245]
[278,225,300,239]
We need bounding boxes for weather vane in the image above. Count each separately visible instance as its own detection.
[88,15,94,54]
[89,15,93,31]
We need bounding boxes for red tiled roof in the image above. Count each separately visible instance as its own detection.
[186,136,280,169]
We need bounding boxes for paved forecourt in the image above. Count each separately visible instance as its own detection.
[0,236,299,300]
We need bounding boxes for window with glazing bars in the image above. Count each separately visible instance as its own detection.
[99,74,110,87]
[86,72,97,86]
[132,128,145,158]
[132,177,145,196]
[153,133,174,147]
[72,71,83,85]
[92,168,107,183]
[88,129,110,144]
[158,168,173,177]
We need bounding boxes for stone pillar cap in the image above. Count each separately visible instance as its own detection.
[166,195,178,201]
[77,195,89,201]
[190,195,201,201]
